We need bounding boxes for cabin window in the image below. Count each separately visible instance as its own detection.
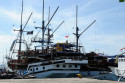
[43,66,45,69]
[63,65,66,68]
[118,59,120,62]
[119,59,121,62]
[123,59,125,62]
[36,68,38,70]
[75,65,77,68]
[121,59,123,62]
[69,65,72,68]
[56,65,59,67]
[30,69,32,71]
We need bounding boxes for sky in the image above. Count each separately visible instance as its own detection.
[0,0,125,64]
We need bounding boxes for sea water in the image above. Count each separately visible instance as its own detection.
[94,73,125,82]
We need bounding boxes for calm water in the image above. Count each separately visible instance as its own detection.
[94,73,125,82]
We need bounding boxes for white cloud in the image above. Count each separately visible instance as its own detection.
[0,35,16,64]
[0,7,20,21]
[80,34,125,55]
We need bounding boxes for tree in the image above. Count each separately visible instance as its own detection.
[119,0,125,2]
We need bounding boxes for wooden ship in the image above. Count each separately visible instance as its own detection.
[7,0,110,77]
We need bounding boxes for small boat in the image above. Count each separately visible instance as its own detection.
[110,52,125,81]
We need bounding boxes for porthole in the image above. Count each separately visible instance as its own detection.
[56,65,59,67]
[30,69,32,71]
[69,65,72,68]
[63,65,66,68]
[36,68,38,70]
[43,66,45,69]
[75,65,77,68]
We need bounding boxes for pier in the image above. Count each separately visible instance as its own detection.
[0,78,122,83]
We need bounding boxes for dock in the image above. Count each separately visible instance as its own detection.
[0,78,122,83]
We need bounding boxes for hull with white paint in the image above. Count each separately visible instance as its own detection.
[27,59,88,78]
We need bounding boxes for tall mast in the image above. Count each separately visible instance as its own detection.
[74,5,96,52]
[47,7,50,47]
[76,5,79,52]
[42,0,45,50]
[19,0,23,57]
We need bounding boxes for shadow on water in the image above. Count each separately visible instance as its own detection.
[94,73,125,82]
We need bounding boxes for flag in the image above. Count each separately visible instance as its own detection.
[65,36,69,38]
[27,31,33,35]
[119,0,125,2]
[120,49,123,51]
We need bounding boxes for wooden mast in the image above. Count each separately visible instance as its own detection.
[76,5,79,52]
[42,0,45,51]
[19,0,23,58]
